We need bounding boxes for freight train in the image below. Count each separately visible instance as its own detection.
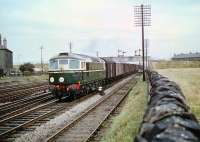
[48,52,138,100]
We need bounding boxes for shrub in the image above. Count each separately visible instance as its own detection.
[19,63,35,75]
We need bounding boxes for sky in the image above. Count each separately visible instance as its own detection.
[0,0,200,64]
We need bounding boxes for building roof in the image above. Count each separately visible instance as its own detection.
[0,48,13,53]
[172,52,200,59]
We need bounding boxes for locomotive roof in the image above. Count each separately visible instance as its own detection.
[50,52,105,63]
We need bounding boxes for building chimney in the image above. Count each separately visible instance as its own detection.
[3,38,7,48]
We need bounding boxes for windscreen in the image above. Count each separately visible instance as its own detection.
[49,59,58,70]
[59,59,68,65]
[69,59,80,69]
[59,59,68,70]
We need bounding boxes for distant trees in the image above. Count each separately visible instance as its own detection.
[19,63,35,75]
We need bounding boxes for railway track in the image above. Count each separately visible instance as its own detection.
[0,92,54,120]
[0,83,49,103]
[45,76,137,142]
[0,82,47,94]
[89,92,129,142]
[0,75,137,142]
[0,92,102,142]
[0,99,59,141]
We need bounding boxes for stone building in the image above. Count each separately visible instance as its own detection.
[0,34,13,75]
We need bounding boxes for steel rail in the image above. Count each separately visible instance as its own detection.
[0,85,49,103]
[0,82,48,94]
[0,85,49,98]
[0,102,61,138]
[0,99,58,126]
[0,92,51,111]
[0,93,54,120]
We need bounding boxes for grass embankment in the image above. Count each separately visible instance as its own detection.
[0,74,48,84]
[153,60,200,69]
[157,68,200,121]
[102,77,147,142]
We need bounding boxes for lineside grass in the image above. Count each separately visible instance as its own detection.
[157,68,200,121]
[152,60,200,69]
[101,77,147,142]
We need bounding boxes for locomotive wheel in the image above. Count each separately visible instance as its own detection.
[72,93,77,100]
[58,96,62,101]
[81,86,86,96]
[57,91,63,100]
[69,91,77,101]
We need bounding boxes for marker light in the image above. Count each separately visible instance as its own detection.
[59,77,64,83]
[50,77,54,83]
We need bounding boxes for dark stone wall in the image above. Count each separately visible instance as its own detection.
[134,71,200,142]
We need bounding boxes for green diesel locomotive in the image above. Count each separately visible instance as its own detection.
[49,52,138,100]
[49,52,106,99]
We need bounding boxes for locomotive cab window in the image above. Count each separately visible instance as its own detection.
[69,59,80,70]
[49,59,58,70]
[59,59,68,65]
[59,59,68,70]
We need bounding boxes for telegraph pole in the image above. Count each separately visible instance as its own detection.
[96,51,99,57]
[134,4,151,81]
[118,49,121,57]
[145,39,149,70]
[141,4,145,80]
[139,49,142,56]
[134,50,137,56]
[69,41,72,53]
[40,46,44,73]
